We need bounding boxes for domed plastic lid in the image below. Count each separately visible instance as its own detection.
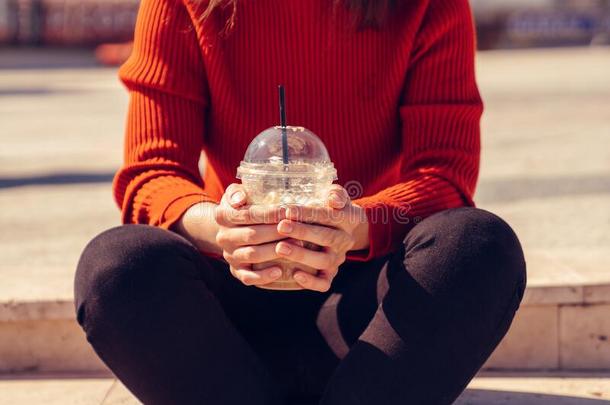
[237,126,337,179]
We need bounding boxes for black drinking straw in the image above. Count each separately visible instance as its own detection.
[278,85,289,164]
[278,85,290,191]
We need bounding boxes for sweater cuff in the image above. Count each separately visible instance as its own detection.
[126,175,218,229]
[346,200,395,262]
[159,193,217,230]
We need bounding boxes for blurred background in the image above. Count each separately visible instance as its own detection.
[1,0,610,49]
[1,1,610,404]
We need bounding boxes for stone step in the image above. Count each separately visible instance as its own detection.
[484,252,610,371]
[1,268,610,374]
[1,371,609,404]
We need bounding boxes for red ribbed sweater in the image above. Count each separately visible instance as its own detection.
[114,0,483,260]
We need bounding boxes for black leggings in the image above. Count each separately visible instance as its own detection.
[74,207,526,405]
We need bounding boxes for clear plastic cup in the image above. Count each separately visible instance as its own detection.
[236,126,337,290]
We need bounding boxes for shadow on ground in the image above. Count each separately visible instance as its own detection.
[0,88,85,96]
[0,48,100,70]
[0,172,115,189]
[477,174,610,204]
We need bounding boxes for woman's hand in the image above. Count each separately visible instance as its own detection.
[275,185,370,292]
[214,184,288,287]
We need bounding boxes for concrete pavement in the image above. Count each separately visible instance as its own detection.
[2,371,610,404]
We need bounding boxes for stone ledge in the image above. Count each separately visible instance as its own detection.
[0,300,75,322]
[2,286,610,373]
[2,280,609,323]
[0,319,106,373]
[485,303,610,370]
[522,283,610,306]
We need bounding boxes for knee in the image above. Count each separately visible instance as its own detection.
[404,207,526,292]
[74,225,201,334]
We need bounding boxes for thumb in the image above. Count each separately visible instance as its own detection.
[225,183,248,208]
[327,185,349,209]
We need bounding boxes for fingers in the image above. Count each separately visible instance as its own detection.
[231,266,282,286]
[276,241,343,271]
[285,204,366,230]
[224,183,248,208]
[327,184,350,209]
[292,269,333,292]
[215,204,286,226]
[229,242,280,264]
[277,220,354,251]
[285,205,339,227]
[216,224,284,248]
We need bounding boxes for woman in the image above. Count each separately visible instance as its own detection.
[75,0,526,404]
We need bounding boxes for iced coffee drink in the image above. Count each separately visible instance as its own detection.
[236,125,337,290]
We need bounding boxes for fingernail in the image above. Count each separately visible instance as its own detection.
[270,268,282,278]
[294,274,306,284]
[277,243,292,255]
[279,205,287,218]
[329,193,344,206]
[230,191,245,205]
[278,221,293,234]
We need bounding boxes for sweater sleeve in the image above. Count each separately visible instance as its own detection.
[349,0,483,260]
[113,0,218,229]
